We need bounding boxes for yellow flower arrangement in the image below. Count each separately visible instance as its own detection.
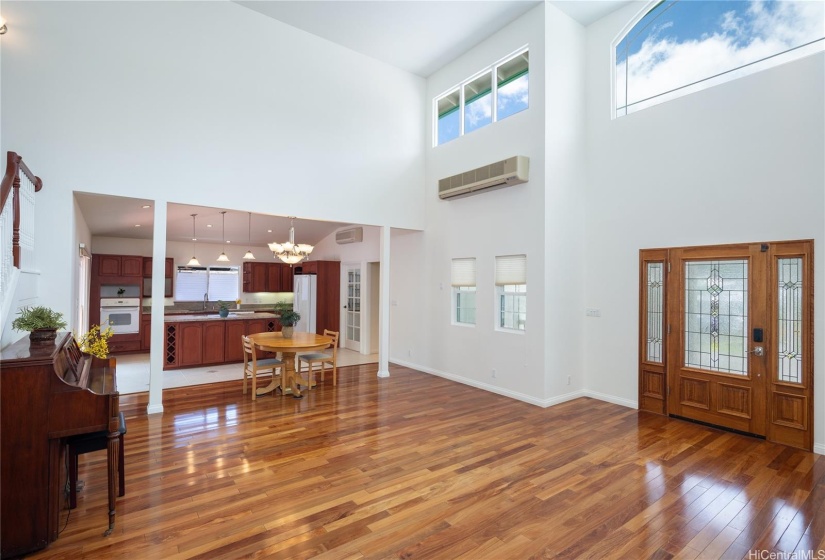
[75,324,114,359]
[235,299,242,305]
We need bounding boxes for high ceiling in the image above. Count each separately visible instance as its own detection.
[236,1,633,77]
[77,1,633,242]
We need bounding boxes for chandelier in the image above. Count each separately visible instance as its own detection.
[268,217,313,265]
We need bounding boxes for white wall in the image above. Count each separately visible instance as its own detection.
[0,0,425,338]
[390,4,554,404]
[584,5,825,439]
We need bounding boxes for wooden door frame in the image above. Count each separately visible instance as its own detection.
[638,240,814,451]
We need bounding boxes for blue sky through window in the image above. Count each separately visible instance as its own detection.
[616,0,825,114]
[497,73,529,120]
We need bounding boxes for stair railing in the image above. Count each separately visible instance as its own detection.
[0,152,43,297]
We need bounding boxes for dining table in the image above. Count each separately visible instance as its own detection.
[247,331,333,398]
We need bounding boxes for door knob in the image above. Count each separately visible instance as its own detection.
[751,346,764,356]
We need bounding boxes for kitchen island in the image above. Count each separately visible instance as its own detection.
[162,312,281,369]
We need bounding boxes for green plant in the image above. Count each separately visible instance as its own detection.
[218,301,229,311]
[11,306,68,332]
[274,301,301,327]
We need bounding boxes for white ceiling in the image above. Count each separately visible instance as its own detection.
[77,1,632,242]
[74,193,348,247]
[235,1,633,77]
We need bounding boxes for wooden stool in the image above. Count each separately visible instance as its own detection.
[67,411,126,509]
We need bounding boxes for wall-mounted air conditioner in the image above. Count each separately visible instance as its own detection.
[335,227,363,244]
[438,156,529,200]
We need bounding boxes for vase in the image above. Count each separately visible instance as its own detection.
[219,308,229,318]
[282,326,294,339]
[29,328,58,344]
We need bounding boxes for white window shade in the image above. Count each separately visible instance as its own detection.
[208,267,239,301]
[176,267,208,301]
[451,258,476,287]
[495,254,526,286]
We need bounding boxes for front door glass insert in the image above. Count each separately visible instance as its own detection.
[778,257,803,384]
[684,260,748,375]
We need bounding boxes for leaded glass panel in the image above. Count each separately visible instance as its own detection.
[684,260,748,375]
[777,258,803,384]
[646,262,663,363]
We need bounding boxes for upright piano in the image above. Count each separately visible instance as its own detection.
[0,332,120,559]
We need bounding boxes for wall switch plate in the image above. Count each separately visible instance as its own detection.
[586,308,601,317]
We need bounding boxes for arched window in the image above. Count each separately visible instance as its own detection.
[614,0,824,117]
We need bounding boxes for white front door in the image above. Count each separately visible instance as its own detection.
[343,265,361,351]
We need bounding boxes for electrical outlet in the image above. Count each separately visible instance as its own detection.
[586,308,601,317]
[567,375,571,385]
[408,349,412,357]
[491,369,496,378]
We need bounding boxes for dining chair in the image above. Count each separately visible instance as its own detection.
[297,329,339,388]
[242,335,283,400]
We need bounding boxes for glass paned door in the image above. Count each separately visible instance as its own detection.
[344,265,361,351]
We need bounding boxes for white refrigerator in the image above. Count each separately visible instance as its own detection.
[293,274,317,333]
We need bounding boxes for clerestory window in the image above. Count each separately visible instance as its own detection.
[436,48,529,146]
[615,0,824,117]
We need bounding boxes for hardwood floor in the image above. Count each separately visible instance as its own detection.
[29,364,825,559]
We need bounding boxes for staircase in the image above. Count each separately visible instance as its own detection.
[0,152,43,346]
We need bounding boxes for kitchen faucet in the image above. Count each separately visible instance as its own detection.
[203,293,208,310]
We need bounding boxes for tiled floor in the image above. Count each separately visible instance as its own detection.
[115,348,378,394]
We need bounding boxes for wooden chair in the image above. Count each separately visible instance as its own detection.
[242,336,283,400]
[67,411,126,510]
[297,330,339,388]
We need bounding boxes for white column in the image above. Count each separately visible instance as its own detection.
[378,226,390,378]
[147,202,167,415]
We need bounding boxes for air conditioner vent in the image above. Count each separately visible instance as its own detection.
[438,156,529,200]
[335,227,363,244]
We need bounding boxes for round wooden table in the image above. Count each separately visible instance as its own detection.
[247,332,333,398]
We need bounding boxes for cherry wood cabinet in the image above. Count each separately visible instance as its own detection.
[142,257,173,278]
[97,254,142,277]
[141,316,151,351]
[295,260,340,336]
[243,262,294,293]
[243,262,268,293]
[224,321,247,363]
[202,322,226,365]
[178,323,204,367]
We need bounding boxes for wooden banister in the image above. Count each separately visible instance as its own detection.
[0,151,43,269]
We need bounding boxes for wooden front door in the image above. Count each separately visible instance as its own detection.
[639,240,814,450]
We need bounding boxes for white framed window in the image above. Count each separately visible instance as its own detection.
[435,48,529,146]
[614,0,824,118]
[495,255,526,332]
[175,266,239,302]
[451,258,476,326]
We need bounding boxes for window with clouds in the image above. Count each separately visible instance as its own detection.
[615,0,824,117]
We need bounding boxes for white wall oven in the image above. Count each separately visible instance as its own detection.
[100,298,140,334]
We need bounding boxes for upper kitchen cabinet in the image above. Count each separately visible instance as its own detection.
[242,262,268,293]
[142,257,174,297]
[97,254,142,277]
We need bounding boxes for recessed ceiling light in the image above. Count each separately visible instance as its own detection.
[207,224,212,228]
[267,229,272,233]
[226,240,231,244]
[134,224,141,227]
[141,204,151,209]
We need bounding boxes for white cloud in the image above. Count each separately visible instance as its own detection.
[617,0,824,111]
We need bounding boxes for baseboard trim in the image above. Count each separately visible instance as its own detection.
[582,390,638,410]
[391,358,607,409]
[813,443,825,456]
[146,404,164,415]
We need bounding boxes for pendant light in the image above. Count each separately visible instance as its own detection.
[243,212,255,260]
[187,214,201,266]
[217,211,230,262]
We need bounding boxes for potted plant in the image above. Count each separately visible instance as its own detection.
[274,302,300,338]
[218,301,230,318]
[12,305,68,344]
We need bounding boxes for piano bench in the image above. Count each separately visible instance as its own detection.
[67,411,126,510]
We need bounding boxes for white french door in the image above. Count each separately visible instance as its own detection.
[343,264,362,351]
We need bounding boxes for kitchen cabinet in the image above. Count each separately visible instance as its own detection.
[178,322,204,367]
[165,316,281,369]
[242,262,268,293]
[97,254,142,277]
[142,257,174,297]
[280,264,294,292]
[266,263,293,292]
[203,322,226,365]
[141,315,151,350]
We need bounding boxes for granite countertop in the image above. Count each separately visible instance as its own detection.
[163,312,280,323]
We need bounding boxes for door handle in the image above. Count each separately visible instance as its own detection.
[750,346,764,357]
